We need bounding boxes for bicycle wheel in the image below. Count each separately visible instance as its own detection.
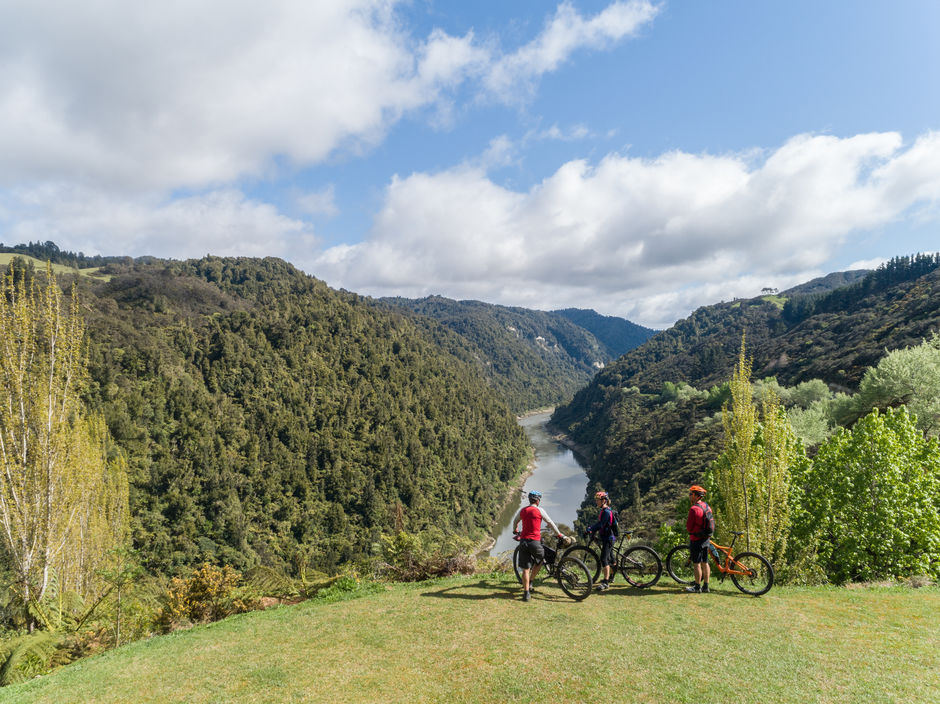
[619,545,662,588]
[512,544,547,587]
[561,544,601,583]
[666,544,695,585]
[729,552,774,596]
[555,556,592,600]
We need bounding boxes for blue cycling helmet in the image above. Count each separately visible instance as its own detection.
[528,490,542,501]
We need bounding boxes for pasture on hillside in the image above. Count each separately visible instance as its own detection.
[1,574,936,704]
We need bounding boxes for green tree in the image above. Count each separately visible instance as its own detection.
[794,406,940,583]
[0,263,128,620]
[714,337,759,547]
[713,336,801,564]
[854,333,940,437]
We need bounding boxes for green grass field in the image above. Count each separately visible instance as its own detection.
[0,253,110,281]
[1,573,936,704]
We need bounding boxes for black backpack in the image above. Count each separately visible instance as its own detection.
[699,502,715,538]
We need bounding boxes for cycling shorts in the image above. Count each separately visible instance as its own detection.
[689,538,710,564]
[518,539,545,569]
[599,541,615,567]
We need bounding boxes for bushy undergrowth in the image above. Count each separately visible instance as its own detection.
[156,564,258,632]
[372,530,479,582]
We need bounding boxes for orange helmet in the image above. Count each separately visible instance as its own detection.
[689,485,706,496]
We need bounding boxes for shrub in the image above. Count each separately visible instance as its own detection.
[157,564,258,631]
[376,530,478,582]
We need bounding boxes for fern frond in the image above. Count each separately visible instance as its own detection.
[0,631,61,685]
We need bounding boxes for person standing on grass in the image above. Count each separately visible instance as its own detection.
[512,490,564,602]
[685,485,713,593]
[585,490,616,591]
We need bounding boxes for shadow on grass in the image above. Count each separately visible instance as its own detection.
[420,579,519,600]
[643,582,761,599]
[420,578,590,602]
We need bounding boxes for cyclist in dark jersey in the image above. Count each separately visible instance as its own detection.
[586,490,615,591]
[512,490,563,602]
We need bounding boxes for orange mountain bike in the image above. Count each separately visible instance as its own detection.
[666,532,774,596]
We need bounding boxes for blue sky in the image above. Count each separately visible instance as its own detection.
[1,1,939,327]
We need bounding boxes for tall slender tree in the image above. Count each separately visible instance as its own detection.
[716,335,758,548]
[714,335,799,561]
[0,262,127,618]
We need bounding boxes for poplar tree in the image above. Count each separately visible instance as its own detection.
[714,335,799,561]
[715,336,758,548]
[0,262,128,616]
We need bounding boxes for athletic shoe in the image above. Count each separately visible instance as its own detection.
[597,581,609,591]
[522,590,531,602]
[685,584,701,593]
[701,583,710,593]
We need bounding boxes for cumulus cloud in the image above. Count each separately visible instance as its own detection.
[0,1,650,193]
[0,184,314,260]
[312,131,940,328]
[484,0,660,101]
[0,1,486,191]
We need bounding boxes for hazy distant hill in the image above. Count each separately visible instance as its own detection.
[552,255,940,536]
[381,296,650,413]
[552,307,658,358]
[5,254,532,574]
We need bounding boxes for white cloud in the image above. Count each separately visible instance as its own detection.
[484,0,660,101]
[0,1,488,192]
[0,185,314,260]
[312,131,940,328]
[0,1,650,194]
[294,186,339,217]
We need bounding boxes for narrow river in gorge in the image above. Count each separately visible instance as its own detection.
[485,410,590,556]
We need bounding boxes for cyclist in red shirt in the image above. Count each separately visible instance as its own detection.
[512,490,564,602]
[685,485,712,593]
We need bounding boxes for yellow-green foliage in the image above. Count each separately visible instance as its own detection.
[715,335,800,564]
[158,564,256,630]
[0,263,128,612]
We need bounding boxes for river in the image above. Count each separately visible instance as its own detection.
[484,410,591,556]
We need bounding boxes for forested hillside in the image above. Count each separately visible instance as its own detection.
[554,254,940,536]
[382,296,619,412]
[55,256,531,574]
[552,307,658,358]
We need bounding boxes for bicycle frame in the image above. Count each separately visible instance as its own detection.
[707,534,754,579]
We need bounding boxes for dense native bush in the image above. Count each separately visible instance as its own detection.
[792,407,940,583]
[374,530,478,582]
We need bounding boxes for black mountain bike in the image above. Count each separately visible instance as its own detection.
[512,532,593,600]
[562,531,662,588]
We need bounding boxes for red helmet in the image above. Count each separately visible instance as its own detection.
[689,485,706,496]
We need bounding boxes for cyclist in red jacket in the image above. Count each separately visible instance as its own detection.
[512,490,563,602]
[685,485,712,593]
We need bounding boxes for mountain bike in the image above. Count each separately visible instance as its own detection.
[512,532,593,600]
[665,532,774,596]
[561,530,662,588]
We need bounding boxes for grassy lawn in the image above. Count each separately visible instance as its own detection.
[0,253,110,281]
[1,574,937,704]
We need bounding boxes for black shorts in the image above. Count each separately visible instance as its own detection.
[518,539,545,569]
[689,538,710,564]
[599,540,615,567]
